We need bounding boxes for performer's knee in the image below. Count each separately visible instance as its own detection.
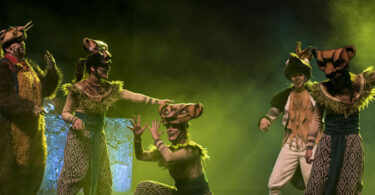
[268,177,282,191]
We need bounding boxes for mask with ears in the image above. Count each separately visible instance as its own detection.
[82,37,112,64]
[159,103,203,125]
[312,46,356,76]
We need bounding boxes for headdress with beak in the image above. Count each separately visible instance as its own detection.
[284,41,313,81]
[82,37,112,64]
[159,103,204,126]
[0,21,33,49]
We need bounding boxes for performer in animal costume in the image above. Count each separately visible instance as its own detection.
[259,42,322,195]
[58,37,173,195]
[304,46,375,194]
[130,103,212,195]
[0,22,62,195]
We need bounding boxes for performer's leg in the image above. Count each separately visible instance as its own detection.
[268,144,300,195]
[134,180,176,195]
[299,146,317,186]
[336,135,363,195]
[0,122,17,195]
[97,133,112,195]
[57,130,90,195]
[25,122,47,195]
[305,134,331,195]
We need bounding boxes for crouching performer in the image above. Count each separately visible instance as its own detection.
[130,103,212,195]
[57,37,172,195]
[259,42,322,194]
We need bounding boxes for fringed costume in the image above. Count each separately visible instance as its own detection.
[58,37,166,195]
[0,53,61,195]
[135,141,211,195]
[260,43,322,195]
[263,84,322,195]
[58,80,121,195]
[58,80,163,195]
[134,103,212,195]
[305,69,375,195]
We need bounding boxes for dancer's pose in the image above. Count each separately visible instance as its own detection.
[57,37,172,195]
[130,103,212,195]
[305,46,375,194]
[0,22,62,195]
[259,42,321,195]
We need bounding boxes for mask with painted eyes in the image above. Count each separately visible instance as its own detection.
[159,103,204,125]
[312,46,356,77]
[83,37,112,64]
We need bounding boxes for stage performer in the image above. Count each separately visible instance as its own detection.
[259,42,322,195]
[305,45,375,194]
[57,37,172,195]
[0,21,62,195]
[130,103,212,195]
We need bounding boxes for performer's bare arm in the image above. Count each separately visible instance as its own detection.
[61,92,77,123]
[61,92,85,130]
[259,107,281,131]
[154,139,197,163]
[133,137,155,161]
[305,103,324,163]
[120,90,173,105]
[128,115,155,161]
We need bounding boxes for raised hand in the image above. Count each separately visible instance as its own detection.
[72,118,85,131]
[44,50,56,70]
[127,115,148,137]
[147,120,163,140]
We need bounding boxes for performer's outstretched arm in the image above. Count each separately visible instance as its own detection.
[120,90,173,105]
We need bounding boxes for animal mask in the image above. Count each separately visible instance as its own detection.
[312,46,356,76]
[83,37,112,64]
[0,21,33,49]
[159,103,203,125]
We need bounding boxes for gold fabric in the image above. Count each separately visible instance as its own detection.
[11,63,43,165]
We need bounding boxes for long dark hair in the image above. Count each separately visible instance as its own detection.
[74,54,105,83]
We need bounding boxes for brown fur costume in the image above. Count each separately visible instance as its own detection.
[0,55,62,194]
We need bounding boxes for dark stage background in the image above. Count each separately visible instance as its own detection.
[3,0,375,194]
